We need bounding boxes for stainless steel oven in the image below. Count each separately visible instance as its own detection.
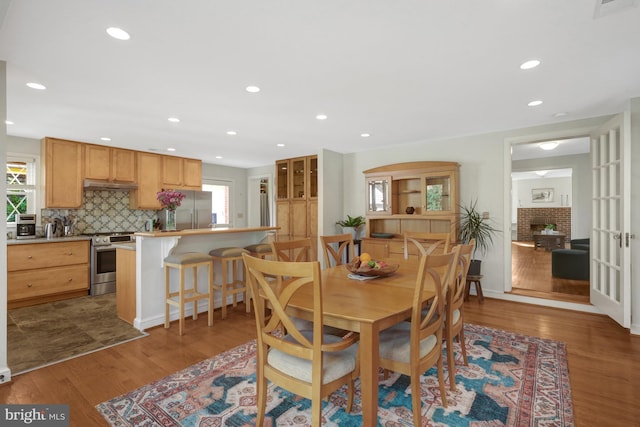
[87,232,134,295]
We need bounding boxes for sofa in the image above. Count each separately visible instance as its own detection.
[551,238,590,281]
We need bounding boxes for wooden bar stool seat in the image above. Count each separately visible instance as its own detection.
[164,252,214,336]
[464,274,484,304]
[209,247,251,319]
[244,243,273,259]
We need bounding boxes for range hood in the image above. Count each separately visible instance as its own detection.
[83,179,138,191]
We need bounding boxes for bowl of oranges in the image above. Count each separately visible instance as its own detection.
[347,253,399,277]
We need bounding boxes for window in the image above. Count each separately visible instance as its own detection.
[6,156,37,223]
[203,180,232,227]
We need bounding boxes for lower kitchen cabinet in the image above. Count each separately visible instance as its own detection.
[7,240,90,309]
[116,247,136,325]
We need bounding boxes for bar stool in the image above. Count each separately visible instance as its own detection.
[209,247,250,319]
[464,274,484,304]
[164,252,214,336]
[244,243,273,259]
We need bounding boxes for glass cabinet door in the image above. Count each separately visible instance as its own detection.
[291,157,307,200]
[367,177,391,214]
[307,156,318,199]
[423,173,451,212]
[276,160,289,200]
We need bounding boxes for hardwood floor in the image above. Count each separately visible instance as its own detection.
[511,240,590,304]
[2,300,638,426]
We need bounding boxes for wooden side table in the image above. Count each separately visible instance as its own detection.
[465,274,484,303]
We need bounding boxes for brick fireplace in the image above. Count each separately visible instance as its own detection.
[517,207,571,241]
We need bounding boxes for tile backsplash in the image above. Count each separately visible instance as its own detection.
[41,190,158,234]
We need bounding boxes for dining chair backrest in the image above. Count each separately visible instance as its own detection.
[241,253,359,425]
[403,231,451,259]
[271,238,313,263]
[320,233,355,267]
[449,239,475,309]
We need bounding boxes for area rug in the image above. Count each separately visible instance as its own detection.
[97,324,574,426]
[8,293,148,375]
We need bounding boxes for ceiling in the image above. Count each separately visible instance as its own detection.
[1,0,640,169]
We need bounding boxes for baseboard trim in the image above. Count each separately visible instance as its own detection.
[484,290,602,314]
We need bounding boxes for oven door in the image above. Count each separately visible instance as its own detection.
[92,245,117,295]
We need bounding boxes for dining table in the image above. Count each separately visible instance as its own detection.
[287,258,433,426]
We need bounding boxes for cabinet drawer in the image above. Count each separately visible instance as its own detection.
[8,241,89,271]
[8,264,89,301]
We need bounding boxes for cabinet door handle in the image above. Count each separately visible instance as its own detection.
[68,278,73,282]
[27,256,33,259]
[27,284,33,287]
[67,252,73,255]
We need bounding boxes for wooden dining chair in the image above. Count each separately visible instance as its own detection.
[443,239,475,390]
[320,233,355,268]
[377,245,460,426]
[242,253,359,426]
[271,238,313,263]
[403,231,451,259]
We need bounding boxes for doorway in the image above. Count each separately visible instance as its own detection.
[247,175,273,228]
[510,137,591,304]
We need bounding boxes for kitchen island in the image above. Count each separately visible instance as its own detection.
[132,227,278,331]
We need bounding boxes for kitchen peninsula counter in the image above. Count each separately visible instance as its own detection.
[132,226,278,331]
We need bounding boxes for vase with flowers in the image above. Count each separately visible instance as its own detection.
[157,189,186,231]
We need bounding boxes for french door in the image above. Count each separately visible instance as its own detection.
[590,112,631,328]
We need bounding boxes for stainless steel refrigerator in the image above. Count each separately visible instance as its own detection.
[174,190,213,229]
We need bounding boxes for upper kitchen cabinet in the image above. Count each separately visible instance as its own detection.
[41,137,84,208]
[84,144,136,182]
[129,152,162,210]
[162,155,202,190]
[362,161,460,248]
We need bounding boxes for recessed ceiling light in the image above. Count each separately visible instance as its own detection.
[316,114,328,120]
[277,143,285,147]
[245,86,260,93]
[226,130,237,136]
[216,156,223,159]
[535,170,548,176]
[26,82,46,90]
[100,137,111,141]
[168,117,180,123]
[553,112,568,118]
[539,142,559,150]
[360,133,370,138]
[528,100,543,107]
[167,148,176,152]
[106,27,130,40]
[520,60,541,70]
[5,120,14,125]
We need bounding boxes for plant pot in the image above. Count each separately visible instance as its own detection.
[468,259,482,276]
[342,226,361,240]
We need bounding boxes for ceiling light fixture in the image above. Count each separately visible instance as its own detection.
[360,133,370,138]
[226,130,237,136]
[539,142,559,151]
[100,137,111,141]
[26,82,46,90]
[316,114,328,120]
[535,170,548,177]
[245,86,260,93]
[528,100,543,107]
[5,120,14,125]
[216,156,223,159]
[167,148,176,152]
[167,117,180,123]
[553,112,568,118]
[106,27,130,40]
[520,59,541,70]
[277,143,285,147]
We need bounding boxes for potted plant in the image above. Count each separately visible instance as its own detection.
[544,223,556,234]
[458,199,500,275]
[336,215,366,240]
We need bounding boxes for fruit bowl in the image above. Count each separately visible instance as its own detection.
[346,257,399,277]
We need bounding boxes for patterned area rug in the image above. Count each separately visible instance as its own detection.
[97,324,574,426]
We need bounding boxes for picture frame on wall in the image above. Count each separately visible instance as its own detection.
[532,188,554,203]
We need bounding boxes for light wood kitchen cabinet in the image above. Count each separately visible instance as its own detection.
[162,156,202,190]
[116,247,136,325]
[84,144,136,182]
[361,161,460,256]
[41,137,84,208]
[7,240,90,308]
[130,151,163,209]
[275,155,318,258]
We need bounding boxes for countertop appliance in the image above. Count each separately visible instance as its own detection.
[173,190,213,230]
[85,231,135,295]
[16,213,37,239]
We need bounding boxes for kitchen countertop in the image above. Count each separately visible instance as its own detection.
[7,236,92,245]
[134,226,279,238]
[113,242,136,251]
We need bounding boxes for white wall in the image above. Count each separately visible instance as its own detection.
[201,163,248,228]
[1,60,10,383]
[629,98,640,335]
[515,177,572,209]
